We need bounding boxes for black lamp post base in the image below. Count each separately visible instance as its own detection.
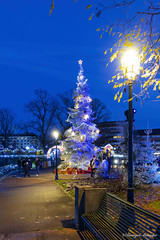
[55,175,58,180]
[127,187,134,204]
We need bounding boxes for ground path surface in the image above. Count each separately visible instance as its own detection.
[0,169,81,240]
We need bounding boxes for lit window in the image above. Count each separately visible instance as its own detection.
[113,136,121,139]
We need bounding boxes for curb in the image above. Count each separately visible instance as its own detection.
[0,170,17,182]
[54,180,75,201]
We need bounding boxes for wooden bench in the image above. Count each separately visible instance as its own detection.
[81,192,160,240]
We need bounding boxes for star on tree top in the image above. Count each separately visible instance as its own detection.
[78,59,83,65]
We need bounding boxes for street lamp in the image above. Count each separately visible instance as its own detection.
[53,130,59,180]
[121,47,140,204]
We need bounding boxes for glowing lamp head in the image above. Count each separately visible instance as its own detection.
[121,47,140,80]
[53,130,59,140]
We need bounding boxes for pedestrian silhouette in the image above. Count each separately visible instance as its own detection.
[24,161,31,177]
[17,158,22,173]
[35,158,41,176]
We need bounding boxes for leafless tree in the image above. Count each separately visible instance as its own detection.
[0,108,16,148]
[91,98,111,124]
[24,89,58,152]
[56,89,74,134]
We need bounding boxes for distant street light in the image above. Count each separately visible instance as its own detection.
[53,130,59,180]
[121,47,140,204]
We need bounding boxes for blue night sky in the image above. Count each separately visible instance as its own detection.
[0,0,159,130]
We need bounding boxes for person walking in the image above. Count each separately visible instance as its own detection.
[24,161,31,177]
[102,156,109,178]
[28,158,32,169]
[17,158,22,173]
[90,155,96,178]
[107,155,111,175]
[95,158,100,169]
[35,158,41,176]
[22,159,26,171]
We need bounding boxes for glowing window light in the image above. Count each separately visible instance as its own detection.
[113,135,121,139]
[121,47,140,80]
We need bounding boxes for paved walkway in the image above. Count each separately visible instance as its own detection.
[0,168,81,240]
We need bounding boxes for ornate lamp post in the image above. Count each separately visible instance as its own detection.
[53,130,59,180]
[121,48,140,204]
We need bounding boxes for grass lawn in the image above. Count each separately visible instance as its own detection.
[55,178,160,215]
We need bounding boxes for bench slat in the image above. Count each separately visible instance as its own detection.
[82,213,126,240]
[81,192,160,240]
[79,230,97,240]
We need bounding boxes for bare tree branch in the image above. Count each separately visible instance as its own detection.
[0,108,16,148]
[24,89,58,152]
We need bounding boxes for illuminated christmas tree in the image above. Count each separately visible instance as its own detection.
[63,60,100,168]
[134,129,160,185]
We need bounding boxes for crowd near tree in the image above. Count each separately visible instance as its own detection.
[17,157,41,177]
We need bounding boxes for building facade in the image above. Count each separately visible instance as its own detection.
[96,121,160,157]
[0,134,41,150]
[96,121,127,149]
[96,121,160,172]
